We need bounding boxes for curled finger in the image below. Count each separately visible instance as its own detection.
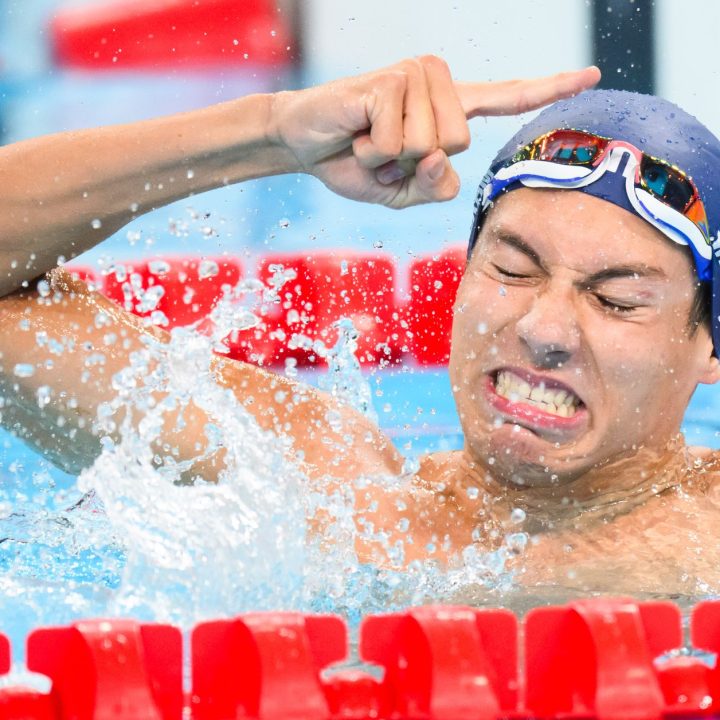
[352,71,407,168]
[420,55,471,156]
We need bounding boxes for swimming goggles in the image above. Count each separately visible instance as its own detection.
[481,129,713,280]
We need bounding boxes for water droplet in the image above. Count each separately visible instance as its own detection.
[510,507,526,524]
[13,363,35,378]
[186,169,195,179]
[36,385,51,408]
[278,218,290,229]
[198,260,219,279]
[91,218,102,229]
[148,260,170,275]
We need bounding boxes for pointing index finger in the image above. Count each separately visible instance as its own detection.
[456,66,601,119]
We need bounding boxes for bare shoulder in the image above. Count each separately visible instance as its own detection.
[217,358,404,481]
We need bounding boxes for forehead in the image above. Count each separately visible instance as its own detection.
[475,188,696,280]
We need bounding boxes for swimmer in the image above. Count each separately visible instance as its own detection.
[0,57,717,595]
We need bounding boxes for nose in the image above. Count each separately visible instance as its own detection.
[515,284,580,369]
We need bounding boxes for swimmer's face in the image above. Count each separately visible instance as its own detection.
[449,188,720,486]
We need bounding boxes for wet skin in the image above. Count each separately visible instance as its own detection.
[2,188,720,595]
[0,55,717,594]
[378,187,720,592]
[450,188,720,488]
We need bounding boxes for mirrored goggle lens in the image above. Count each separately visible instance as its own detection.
[520,130,708,231]
[639,159,694,213]
[534,131,609,164]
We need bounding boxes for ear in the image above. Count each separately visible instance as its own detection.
[697,337,720,385]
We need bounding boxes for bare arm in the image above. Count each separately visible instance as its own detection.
[0,270,402,481]
[0,94,300,297]
[0,57,599,296]
[0,57,600,479]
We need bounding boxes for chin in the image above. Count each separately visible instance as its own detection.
[468,423,595,488]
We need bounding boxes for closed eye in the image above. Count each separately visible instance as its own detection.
[594,294,639,313]
[492,263,532,279]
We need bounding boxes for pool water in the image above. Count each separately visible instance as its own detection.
[0,349,718,658]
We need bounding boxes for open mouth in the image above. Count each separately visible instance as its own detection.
[493,369,583,418]
[483,368,588,438]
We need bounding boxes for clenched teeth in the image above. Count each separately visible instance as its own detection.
[494,370,580,417]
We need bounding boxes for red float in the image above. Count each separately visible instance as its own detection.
[50,0,292,70]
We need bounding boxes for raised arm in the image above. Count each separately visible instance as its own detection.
[0,57,599,296]
[0,57,600,481]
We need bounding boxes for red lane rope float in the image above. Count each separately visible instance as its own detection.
[1,599,720,718]
[66,247,467,368]
[50,0,292,71]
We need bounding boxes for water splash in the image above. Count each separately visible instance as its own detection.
[0,263,526,655]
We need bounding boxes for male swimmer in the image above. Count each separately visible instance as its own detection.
[0,57,717,594]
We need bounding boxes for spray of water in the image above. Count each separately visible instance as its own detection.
[0,257,523,662]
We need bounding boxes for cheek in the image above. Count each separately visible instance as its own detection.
[586,312,694,400]
[453,275,519,340]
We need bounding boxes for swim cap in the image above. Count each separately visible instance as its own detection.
[468,89,720,351]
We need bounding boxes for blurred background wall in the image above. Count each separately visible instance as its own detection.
[1,0,712,266]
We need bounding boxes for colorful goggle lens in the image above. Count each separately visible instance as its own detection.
[514,129,710,239]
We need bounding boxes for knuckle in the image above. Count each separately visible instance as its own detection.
[419,54,450,75]
[438,175,461,202]
[378,135,403,159]
[399,57,424,78]
[407,56,425,71]
[441,127,471,155]
[380,70,407,93]
[403,137,438,159]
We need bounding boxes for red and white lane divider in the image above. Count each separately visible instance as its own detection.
[0,598,719,719]
[67,247,467,367]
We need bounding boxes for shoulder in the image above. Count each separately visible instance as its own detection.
[217,357,404,480]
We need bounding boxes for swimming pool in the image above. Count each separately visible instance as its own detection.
[0,248,718,711]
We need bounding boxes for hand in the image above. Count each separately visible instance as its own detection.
[269,56,601,209]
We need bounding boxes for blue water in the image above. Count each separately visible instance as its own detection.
[0,365,716,655]
[1,366,718,499]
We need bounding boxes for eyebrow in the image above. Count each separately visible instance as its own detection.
[495,232,543,267]
[494,232,668,285]
[583,265,668,286]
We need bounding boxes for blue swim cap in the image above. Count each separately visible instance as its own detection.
[469,89,720,352]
